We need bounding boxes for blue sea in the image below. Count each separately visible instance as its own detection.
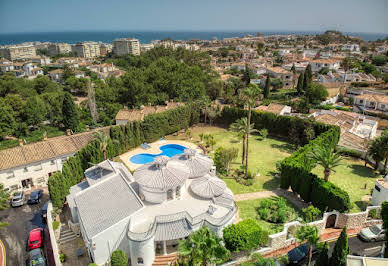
[0,31,387,45]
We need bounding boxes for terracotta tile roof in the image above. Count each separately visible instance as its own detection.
[115,103,183,122]
[256,103,287,115]
[355,94,388,104]
[0,127,109,171]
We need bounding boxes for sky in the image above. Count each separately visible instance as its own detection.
[0,0,387,34]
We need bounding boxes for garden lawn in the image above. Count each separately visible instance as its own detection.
[311,157,377,213]
[236,197,303,234]
[167,126,293,194]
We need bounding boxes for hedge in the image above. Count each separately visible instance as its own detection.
[223,219,269,252]
[48,102,201,208]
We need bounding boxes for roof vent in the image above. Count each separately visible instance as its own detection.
[154,156,170,169]
[184,148,196,159]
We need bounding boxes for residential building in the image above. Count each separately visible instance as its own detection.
[30,56,51,65]
[342,43,360,52]
[256,103,292,116]
[0,44,36,60]
[72,42,101,58]
[317,71,376,83]
[99,43,112,56]
[48,43,72,56]
[67,153,236,265]
[0,128,109,192]
[354,94,388,112]
[140,43,154,52]
[89,63,124,80]
[308,58,341,72]
[265,67,294,87]
[0,61,43,79]
[115,102,183,125]
[113,38,141,56]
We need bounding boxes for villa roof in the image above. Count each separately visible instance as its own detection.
[190,174,226,199]
[256,103,287,115]
[154,219,192,241]
[172,149,213,178]
[0,127,109,171]
[133,156,190,190]
[74,174,143,239]
[355,94,388,104]
[115,102,183,122]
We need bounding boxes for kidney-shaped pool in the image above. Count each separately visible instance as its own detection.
[129,144,188,164]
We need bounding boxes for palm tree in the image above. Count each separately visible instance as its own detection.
[93,131,110,160]
[368,135,388,172]
[178,227,230,266]
[240,84,261,178]
[295,225,320,266]
[230,118,258,166]
[309,144,342,182]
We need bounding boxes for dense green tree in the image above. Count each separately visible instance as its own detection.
[330,227,349,266]
[62,64,75,80]
[295,225,319,266]
[0,98,16,139]
[65,76,88,96]
[178,227,230,266]
[0,184,10,210]
[242,64,251,86]
[305,83,328,104]
[62,92,79,131]
[309,144,342,181]
[270,78,284,91]
[296,72,304,94]
[316,241,329,265]
[214,146,238,174]
[41,92,64,126]
[263,75,271,98]
[33,75,60,94]
[382,202,388,258]
[110,250,128,266]
[303,64,313,92]
[25,96,47,128]
[372,55,387,66]
[368,136,387,171]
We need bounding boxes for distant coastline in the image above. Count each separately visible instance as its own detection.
[1,30,387,45]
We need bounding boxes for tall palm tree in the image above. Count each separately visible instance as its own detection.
[295,225,320,266]
[93,131,110,160]
[368,135,388,172]
[240,84,261,178]
[309,145,342,182]
[178,227,230,266]
[230,117,257,165]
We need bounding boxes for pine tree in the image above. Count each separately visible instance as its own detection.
[316,241,329,265]
[330,227,349,266]
[296,72,304,94]
[263,75,271,98]
[62,92,80,132]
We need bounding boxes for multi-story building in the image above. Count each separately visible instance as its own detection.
[72,42,101,58]
[113,38,141,56]
[0,45,36,60]
[48,43,72,56]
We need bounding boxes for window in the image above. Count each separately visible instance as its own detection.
[375,185,381,192]
[137,257,144,264]
[50,160,55,165]
[24,167,28,172]
[359,100,364,104]
[381,104,385,109]
[6,172,14,179]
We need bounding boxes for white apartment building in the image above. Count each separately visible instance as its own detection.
[0,45,37,60]
[342,43,360,52]
[113,38,141,56]
[308,58,341,72]
[0,128,109,192]
[72,42,101,58]
[48,43,72,56]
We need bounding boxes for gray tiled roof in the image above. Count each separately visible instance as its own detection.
[69,180,89,195]
[133,156,190,190]
[154,219,191,241]
[172,149,213,178]
[190,174,226,199]
[85,160,115,186]
[74,174,143,239]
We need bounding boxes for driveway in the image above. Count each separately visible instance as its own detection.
[0,192,49,266]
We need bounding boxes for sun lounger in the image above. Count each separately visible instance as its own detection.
[141,143,151,149]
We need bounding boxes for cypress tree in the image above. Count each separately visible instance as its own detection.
[242,64,251,86]
[316,241,329,265]
[330,227,349,266]
[296,72,304,94]
[62,92,79,132]
[382,202,388,258]
[303,64,313,92]
[263,75,271,99]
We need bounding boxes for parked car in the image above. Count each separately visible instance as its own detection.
[28,189,43,204]
[11,191,25,207]
[288,243,318,265]
[29,248,46,266]
[41,202,48,220]
[358,224,385,242]
[28,228,43,250]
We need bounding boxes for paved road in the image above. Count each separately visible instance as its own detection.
[0,193,48,266]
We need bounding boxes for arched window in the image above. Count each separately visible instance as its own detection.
[167,189,173,200]
[137,257,144,264]
[176,186,181,198]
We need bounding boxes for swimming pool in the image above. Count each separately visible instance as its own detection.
[130,144,188,164]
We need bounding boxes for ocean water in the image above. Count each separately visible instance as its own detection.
[0,30,387,45]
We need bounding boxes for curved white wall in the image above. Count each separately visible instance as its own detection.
[140,187,167,203]
[129,236,155,266]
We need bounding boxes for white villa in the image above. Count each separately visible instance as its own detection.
[67,149,236,266]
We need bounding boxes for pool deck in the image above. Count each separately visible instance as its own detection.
[119,139,201,171]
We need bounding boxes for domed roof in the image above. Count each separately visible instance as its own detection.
[134,156,190,190]
[190,173,226,199]
[172,148,214,178]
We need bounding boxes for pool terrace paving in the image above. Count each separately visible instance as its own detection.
[129,179,231,233]
[119,139,200,171]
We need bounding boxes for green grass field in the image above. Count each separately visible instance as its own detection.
[311,157,378,212]
[236,196,303,234]
[167,126,293,194]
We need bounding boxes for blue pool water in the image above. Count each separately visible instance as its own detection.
[130,144,187,164]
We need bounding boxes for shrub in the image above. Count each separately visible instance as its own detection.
[111,250,128,266]
[52,221,60,230]
[214,146,238,174]
[59,253,67,263]
[223,219,269,252]
[256,197,298,224]
[336,146,363,159]
[302,206,321,223]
